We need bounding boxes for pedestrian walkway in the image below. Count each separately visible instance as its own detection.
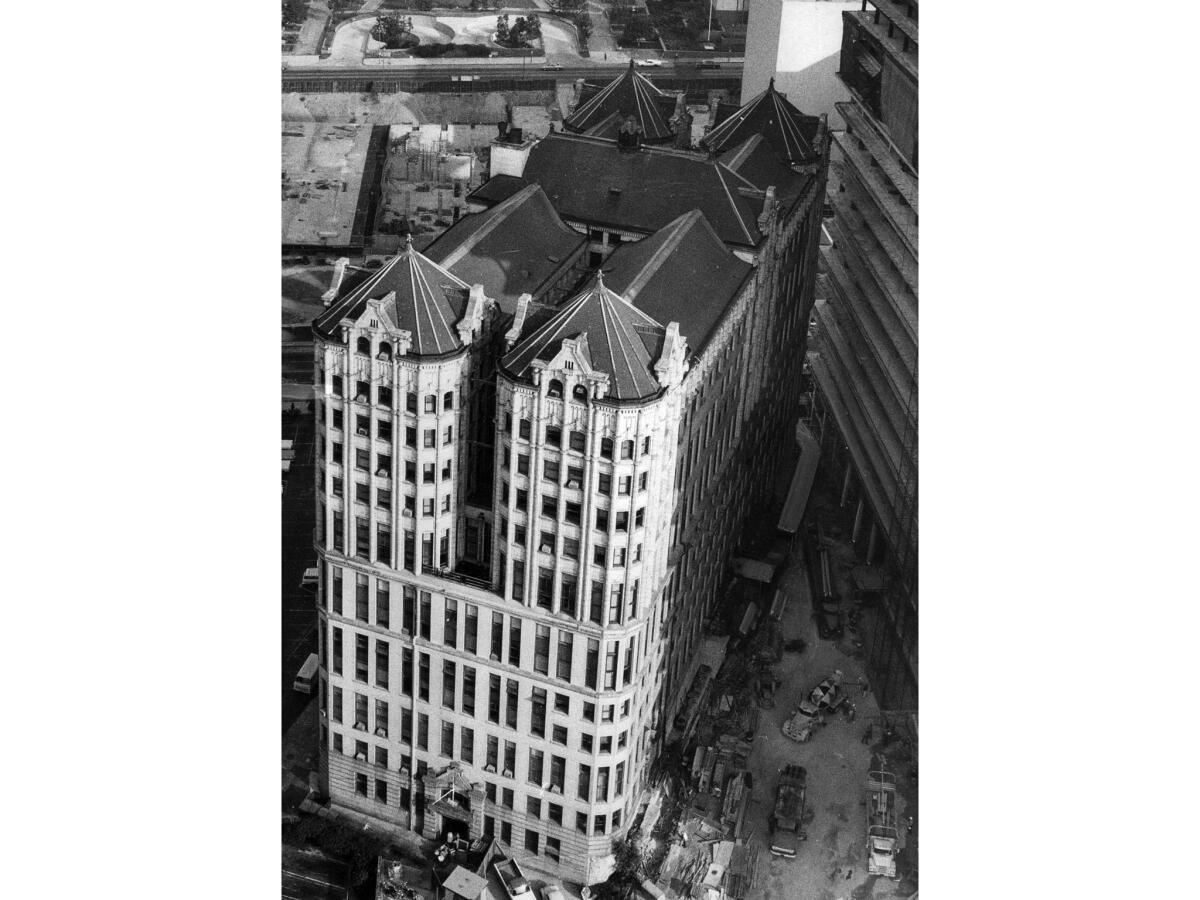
[291,1,332,56]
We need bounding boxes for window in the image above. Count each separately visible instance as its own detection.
[375,699,388,738]
[355,518,370,560]
[355,414,370,436]
[331,567,343,615]
[417,713,428,750]
[491,613,504,660]
[633,543,642,563]
[377,420,392,443]
[502,787,514,810]
[461,727,475,765]
[443,391,454,411]
[552,725,568,746]
[332,476,344,497]
[423,429,435,449]
[356,448,370,471]
[531,686,547,736]
[518,419,531,440]
[378,386,392,408]
[635,507,645,529]
[581,733,593,753]
[424,394,437,413]
[333,732,343,754]
[376,744,388,769]
[422,498,434,518]
[577,764,591,801]
[462,667,476,716]
[583,702,595,722]
[618,475,632,495]
[565,502,581,526]
[332,375,344,398]
[599,735,611,754]
[376,640,389,690]
[508,618,522,668]
[332,443,343,467]
[550,756,565,793]
[612,809,622,830]
[332,687,343,723]
[505,679,519,729]
[547,378,563,399]
[616,762,626,796]
[465,604,478,654]
[554,693,569,714]
[405,461,416,483]
[442,660,456,709]
[517,453,529,476]
[597,767,610,802]
[356,773,368,797]
[556,632,573,681]
[589,583,603,624]
[560,575,578,616]
[356,336,371,356]
[527,796,543,820]
[616,511,629,532]
[576,813,589,834]
[604,643,618,689]
[524,829,540,855]
[614,548,627,567]
[402,586,415,635]
[620,440,634,459]
[443,425,452,445]
[639,472,648,492]
[541,496,558,518]
[376,488,391,510]
[355,634,369,682]
[402,649,413,697]
[602,704,614,723]
[594,814,607,834]
[441,721,454,758]
[528,748,545,786]
[546,836,561,863]
[406,427,417,447]
[514,525,527,547]
[355,481,370,505]
[543,459,560,483]
[566,467,583,490]
[595,508,609,532]
[586,639,599,688]
[419,593,431,639]
[376,454,391,477]
[500,822,512,845]
[488,675,501,725]
[515,488,528,512]
[441,494,451,512]
[441,460,451,482]
[418,652,430,701]
[487,736,499,771]
[642,436,651,455]
[355,574,369,621]
[444,598,458,648]
[401,708,412,743]
[569,430,586,453]
[545,425,562,447]
[600,438,613,459]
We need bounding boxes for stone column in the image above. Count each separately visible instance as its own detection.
[421,771,441,840]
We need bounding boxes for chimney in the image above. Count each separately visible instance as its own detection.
[321,257,350,307]
[505,293,533,351]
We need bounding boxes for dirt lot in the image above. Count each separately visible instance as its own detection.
[740,539,917,900]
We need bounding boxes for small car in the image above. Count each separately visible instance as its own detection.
[696,61,721,69]
[814,608,843,639]
[635,59,664,67]
[541,63,564,71]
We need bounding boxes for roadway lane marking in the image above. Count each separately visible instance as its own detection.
[282,869,344,890]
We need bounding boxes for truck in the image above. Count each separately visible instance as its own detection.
[782,671,845,743]
[492,856,531,900]
[768,764,807,858]
[866,769,900,878]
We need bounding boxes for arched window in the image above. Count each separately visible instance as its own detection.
[377,341,392,361]
[547,379,564,399]
[356,336,371,356]
[572,384,589,403]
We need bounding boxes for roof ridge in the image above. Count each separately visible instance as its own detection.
[437,183,541,270]
[620,211,703,303]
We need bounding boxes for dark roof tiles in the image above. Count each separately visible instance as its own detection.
[565,61,679,142]
[703,79,822,163]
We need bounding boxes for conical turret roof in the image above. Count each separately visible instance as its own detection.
[314,236,471,357]
[564,60,678,143]
[701,78,821,163]
[501,273,666,400]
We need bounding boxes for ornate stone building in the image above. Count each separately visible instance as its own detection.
[311,70,830,885]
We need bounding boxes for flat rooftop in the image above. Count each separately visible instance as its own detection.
[282,122,383,249]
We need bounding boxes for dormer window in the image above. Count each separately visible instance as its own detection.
[572,384,589,403]
[356,337,371,356]
[377,342,392,361]
[547,379,564,399]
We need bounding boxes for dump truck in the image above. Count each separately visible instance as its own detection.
[768,764,807,857]
[492,856,531,900]
[866,769,901,878]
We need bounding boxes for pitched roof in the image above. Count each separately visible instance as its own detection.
[466,173,527,206]
[702,78,822,163]
[518,132,765,248]
[501,275,666,401]
[424,184,587,314]
[719,133,812,201]
[602,210,753,354]
[564,61,679,142]
[313,237,470,357]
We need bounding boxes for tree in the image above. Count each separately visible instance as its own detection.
[526,13,542,39]
[594,838,646,900]
[415,0,433,10]
[496,14,510,44]
[371,14,412,49]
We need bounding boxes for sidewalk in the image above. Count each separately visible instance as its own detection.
[291,1,332,56]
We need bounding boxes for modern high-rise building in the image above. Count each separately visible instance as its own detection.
[309,71,830,885]
[809,0,917,709]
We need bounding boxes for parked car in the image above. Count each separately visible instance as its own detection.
[541,887,567,900]
[814,608,843,639]
[696,61,721,69]
[635,59,664,67]
[493,856,531,900]
[541,63,564,71]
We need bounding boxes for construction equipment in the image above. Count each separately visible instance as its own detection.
[782,671,845,743]
[866,769,901,878]
[768,765,807,858]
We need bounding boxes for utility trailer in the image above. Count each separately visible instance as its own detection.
[866,769,901,878]
[768,764,807,858]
